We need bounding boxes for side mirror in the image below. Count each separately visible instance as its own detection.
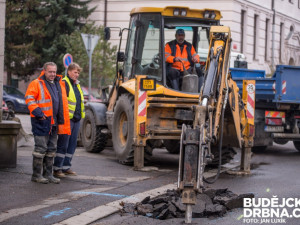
[104,27,111,40]
[117,52,125,62]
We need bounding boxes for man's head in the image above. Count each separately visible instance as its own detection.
[43,62,57,81]
[67,63,82,81]
[175,29,185,45]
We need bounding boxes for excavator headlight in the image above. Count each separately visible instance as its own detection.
[210,12,216,19]
[204,10,210,18]
[203,10,216,19]
[173,9,180,16]
[181,10,187,16]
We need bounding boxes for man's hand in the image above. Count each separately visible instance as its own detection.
[174,57,183,62]
[39,115,46,120]
[192,56,199,63]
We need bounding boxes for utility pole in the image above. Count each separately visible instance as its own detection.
[81,33,100,101]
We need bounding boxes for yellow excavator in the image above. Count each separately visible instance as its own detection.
[82,6,248,165]
[81,8,255,222]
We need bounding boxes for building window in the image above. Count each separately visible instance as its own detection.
[253,14,259,60]
[241,10,246,53]
[280,22,284,63]
[265,18,270,61]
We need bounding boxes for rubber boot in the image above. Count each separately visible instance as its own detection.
[170,79,180,90]
[43,156,60,184]
[31,157,49,184]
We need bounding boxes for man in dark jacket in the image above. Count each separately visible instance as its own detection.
[25,62,71,184]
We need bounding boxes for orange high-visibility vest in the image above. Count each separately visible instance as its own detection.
[25,71,71,135]
[165,41,200,71]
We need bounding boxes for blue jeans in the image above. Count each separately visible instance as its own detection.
[53,120,80,171]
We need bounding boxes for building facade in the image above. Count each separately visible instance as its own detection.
[89,0,300,74]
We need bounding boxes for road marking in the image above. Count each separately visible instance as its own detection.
[66,175,150,183]
[44,208,72,219]
[237,214,244,220]
[55,183,177,225]
[0,187,113,223]
[72,191,129,198]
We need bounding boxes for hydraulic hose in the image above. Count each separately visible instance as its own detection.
[203,104,225,184]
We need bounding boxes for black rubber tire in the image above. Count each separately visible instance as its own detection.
[209,146,237,167]
[6,102,15,112]
[82,110,107,153]
[293,141,300,152]
[274,140,288,145]
[164,140,180,154]
[112,94,135,164]
[251,146,268,153]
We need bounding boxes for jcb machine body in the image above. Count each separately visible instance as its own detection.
[177,27,256,223]
[81,6,254,178]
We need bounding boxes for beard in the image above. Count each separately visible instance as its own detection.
[177,39,184,44]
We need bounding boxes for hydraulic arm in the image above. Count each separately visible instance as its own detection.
[177,26,255,223]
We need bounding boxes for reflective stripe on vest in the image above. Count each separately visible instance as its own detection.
[63,76,85,119]
[26,80,52,117]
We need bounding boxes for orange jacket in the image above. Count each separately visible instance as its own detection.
[25,71,71,135]
[165,40,200,71]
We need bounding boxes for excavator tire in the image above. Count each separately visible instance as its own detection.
[208,146,237,167]
[163,140,180,154]
[293,141,300,152]
[82,110,107,153]
[112,94,153,164]
[274,140,288,145]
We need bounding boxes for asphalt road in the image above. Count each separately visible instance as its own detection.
[0,114,300,225]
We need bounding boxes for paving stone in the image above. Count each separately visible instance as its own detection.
[141,196,150,204]
[137,204,153,216]
[156,208,169,220]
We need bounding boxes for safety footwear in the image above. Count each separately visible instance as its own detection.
[31,156,49,184]
[43,156,60,184]
[63,169,77,176]
[53,170,66,178]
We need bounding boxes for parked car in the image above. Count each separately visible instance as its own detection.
[3,85,29,113]
[81,86,102,103]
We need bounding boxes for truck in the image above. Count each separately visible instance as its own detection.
[231,65,300,151]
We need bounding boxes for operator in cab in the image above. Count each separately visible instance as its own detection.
[165,29,202,91]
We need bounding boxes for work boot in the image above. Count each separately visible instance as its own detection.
[43,156,60,184]
[31,156,49,184]
[54,170,66,178]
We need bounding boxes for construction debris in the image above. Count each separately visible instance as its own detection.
[120,189,254,220]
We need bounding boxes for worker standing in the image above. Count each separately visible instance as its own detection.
[53,63,85,177]
[165,29,202,90]
[25,62,71,184]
